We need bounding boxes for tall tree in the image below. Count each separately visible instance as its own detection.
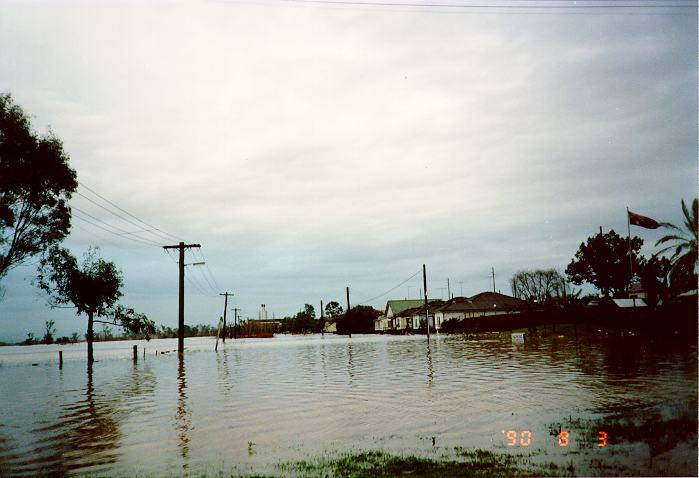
[324,301,343,318]
[510,269,565,304]
[655,198,698,294]
[43,320,56,344]
[336,305,381,335]
[565,230,643,298]
[37,246,154,363]
[0,94,77,281]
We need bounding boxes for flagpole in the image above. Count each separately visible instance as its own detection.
[627,206,633,284]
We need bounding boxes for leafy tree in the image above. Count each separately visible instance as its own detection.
[638,255,671,307]
[565,230,643,297]
[510,269,565,304]
[655,198,698,294]
[37,246,154,363]
[0,94,77,281]
[23,331,36,345]
[293,304,316,333]
[42,319,56,344]
[324,301,343,318]
[336,305,381,335]
[70,331,80,343]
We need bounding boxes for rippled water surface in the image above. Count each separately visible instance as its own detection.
[0,330,696,476]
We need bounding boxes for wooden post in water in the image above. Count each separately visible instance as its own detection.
[346,286,351,338]
[59,350,63,368]
[424,264,430,341]
[133,345,138,362]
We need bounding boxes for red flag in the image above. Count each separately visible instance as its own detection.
[628,210,660,229]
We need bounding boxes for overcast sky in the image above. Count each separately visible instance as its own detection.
[0,0,696,342]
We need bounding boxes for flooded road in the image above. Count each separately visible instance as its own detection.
[0,329,696,476]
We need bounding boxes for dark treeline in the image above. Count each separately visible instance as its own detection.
[274,303,381,335]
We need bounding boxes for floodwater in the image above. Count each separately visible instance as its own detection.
[0,329,696,477]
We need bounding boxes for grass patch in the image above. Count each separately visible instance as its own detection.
[548,404,698,457]
[279,448,567,477]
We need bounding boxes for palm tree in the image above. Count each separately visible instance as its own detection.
[655,198,698,293]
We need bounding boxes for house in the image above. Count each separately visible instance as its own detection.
[612,298,648,308]
[374,299,442,332]
[433,292,532,326]
[628,282,647,300]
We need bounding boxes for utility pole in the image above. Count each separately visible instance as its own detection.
[492,267,496,293]
[447,278,451,300]
[423,264,429,340]
[346,286,351,338]
[320,299,324,337]
[219,292,233,342]
[233,308,240,339]
[163,242,201,355]
[458,280,464,297]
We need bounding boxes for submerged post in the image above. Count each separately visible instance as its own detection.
[59,350,63,368]
[424,264,430,341]
[346,286,351,338]
[133,345,138,362]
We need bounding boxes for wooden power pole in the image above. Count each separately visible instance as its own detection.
[346,286,351,338]
[233,308,240,339]
[423,264,429,340]
[163,242,201,355]
[219,292,233,342]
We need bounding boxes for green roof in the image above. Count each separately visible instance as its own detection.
[386,299,439,316]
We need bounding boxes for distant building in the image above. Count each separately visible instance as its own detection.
[612,298,647,308]
[374,299,443,332]
[433,292,532,327]
[628,282,647,300]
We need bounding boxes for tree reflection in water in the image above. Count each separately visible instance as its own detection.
[8,361,157,476]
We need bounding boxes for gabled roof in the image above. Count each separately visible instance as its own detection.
[385,299,439,317]
[434,292,530,312]
[612,298,647,308]
[395,301,444,318]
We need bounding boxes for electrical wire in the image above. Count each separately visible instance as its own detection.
[358,269,422,305]
[78,183,184,243]
[72,211,161,247]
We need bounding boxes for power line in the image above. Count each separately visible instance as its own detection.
[192,248,221,293]
[72,210,161,247]
[78,183,184,242]
[358,269,422,305]
[72,206,161,245]
[75,191,173,242]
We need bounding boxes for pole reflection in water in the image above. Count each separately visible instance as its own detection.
[347,341,354,385]
[176,355,191,476]
[426,341,434,387]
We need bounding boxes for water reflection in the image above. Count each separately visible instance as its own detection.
[0,333,695,476]
[425,341,434,387]
[4,361,156,476]
[347,341,354,385]
[176,355,191,476]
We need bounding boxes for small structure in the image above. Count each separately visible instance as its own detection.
[375,299,442,332]
[628,282,647,300]
[323,321,337,334]
[433,292,531,326]
[612,298,647,308]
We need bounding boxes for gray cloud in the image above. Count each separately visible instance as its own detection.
[0,1,695,341]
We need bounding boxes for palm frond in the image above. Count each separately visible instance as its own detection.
[656,234,689,247]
